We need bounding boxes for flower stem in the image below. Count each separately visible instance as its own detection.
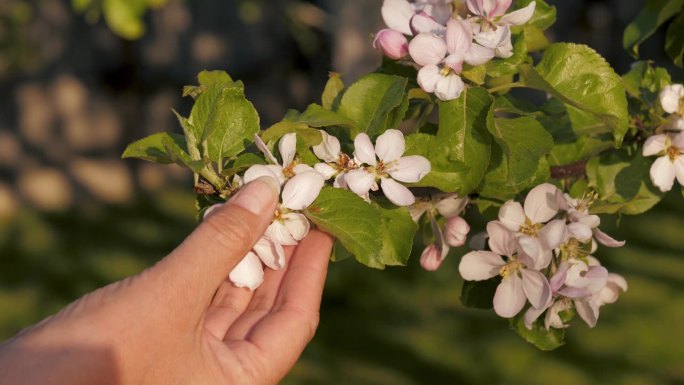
[487,82,524,94]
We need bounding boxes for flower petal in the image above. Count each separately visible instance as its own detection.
[281,171,325,210]
[465,43,496,65]
[410,12,445,35]
[674,155,684,185]
[486,221,516,257]
[466,0,485,16]
[254,134,278,164]
[229,252,264,290]
[243,164,285,188]
[499,1,536,25]
[517,235,552,270]
[283,212,310,242]
[434,74,465,101]
[593,228,625,247]
[488,0,513,17]
[388,155,431,182]
[493,275,526,318]
[409,33,448,66]
[659,84,684,114]
[444,216,470,247]
[253,237,286,270]
[435,194,467,217]
[446,18,473,55]
[417,65,442,93]
[266,221,297,245]
[538,219,566,250]
[333,172,348,189]
[524,183,560,224]
[279,133,297,167]
[380,177,416,206]
[567,222,593,242]
[574,299,599,328]
[650,156,676,192]
[521,268,551,309]
[420,244,446,271]
[373,28,410,60]
[353,133,377,166]
[381,0,415,35]
[345,169,376,196]
[458,250,505,280]
[314,163,337,180]
[498,200,525,232]
[642,134,668,157]
[375,129,406,163]
[312,130,341,162]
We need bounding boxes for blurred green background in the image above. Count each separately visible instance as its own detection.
[0,0,683,384]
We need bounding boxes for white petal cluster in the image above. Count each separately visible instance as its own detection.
[376,0,536,100]
[458,183,627,325]
[642,132,684,192]
[659,84,684,131]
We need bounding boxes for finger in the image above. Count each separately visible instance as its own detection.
[148,177,279,312]
[203,280,254,340]
[240,230,333,379]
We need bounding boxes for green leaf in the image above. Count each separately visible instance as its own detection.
[665,11,684,67]
[337,73,408,137]
[485,31,530,78]
[479,145,551,202]
[190,85,260,163]
[510,312,565,351]
[122,132,202,172]
[462,64,487,85]
[436,87,493,194]
[520,43,629,147]
[460,278,499,309]
[261,121,322,148]
[375,201,418,266]
[296,104,357,128]
[198,70,233,86]
[623,0,684,57]
[518,0,556,31]
[404,133,470,192]
[102,0,146,40]
[322,72,345,110]
[304,187,384,269]
[330,240,354,262]
[587,148,665,215]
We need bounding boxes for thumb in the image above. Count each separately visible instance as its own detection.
[151,177,279,309]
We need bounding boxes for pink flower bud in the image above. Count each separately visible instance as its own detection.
[373,29,409,60]
[444,216,470,247]
[420,244,443,271]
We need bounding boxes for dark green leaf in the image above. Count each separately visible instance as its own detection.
[665,11,684,67]
[122,132,202,172]
[460,278,499,309]
[510,312,565,351]
[518,0,556,31]
[404,133,471,192]
[375,201,418,266]
[296,104,357,128]
[623,0,684,57]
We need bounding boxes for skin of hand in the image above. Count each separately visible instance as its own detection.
[0,178,333,385]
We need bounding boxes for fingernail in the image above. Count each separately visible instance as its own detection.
[230,176,279,215]
[203,203,224,219]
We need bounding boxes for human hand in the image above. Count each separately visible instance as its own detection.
[0,178,333,385]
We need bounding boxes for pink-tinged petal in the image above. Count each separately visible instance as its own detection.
[312,130,341,162]
[524,305,546,330]
[243,164,285,188]
[345,169,376,196]
[408,203,428,222]
[598,273,628,305]
[539,219,566,249]
[567,222,593,242]
[253,237,286,270]
[499,1,536,25]
[410,12,445,35]
[674,155,684,185]
[427,3,453,24]
[488,0,513,17]
[293,164,313,174]
[524,183,560,224]
[446,18,473,55]
[544,299,572,330]
[517,236,551,270]
[642,134,669,157]
[434,74,465,101]
[549,263,570,293]
[420,244,447,271]
[435,194,467,217]
[593,228,625,247]
[374,29,410,60]
[381,0,415,35]
[333,172,348,189]
[583,266,609,294]
[375,129,406,163]
[281,171,325,210]
[279,133,297,167]
[408,33,448,66]
[474,29,503,49]
[229,252,264,290]
[466,0,485,16]
[314,163,337,180]
[417,65,442,93]
[578,214,601,228]
[389,155,432,182]
[283,212,310,242]
[443,53,465,73]
[254,134,278,164]
[673,131,684,148]
[521,269,551,309]
[487,221,517,257]
[353,133,377,166]
[465,43,496,65]
[266,221,297,245]
[380,177,416,206]
[444,216,470,247]
[493,275,526,318]
[498,200,525,232]
[650,156,676,192]
[574,299,599,328]
[458,250,505,280]
[659,84,684,114]
[494,30,514,58]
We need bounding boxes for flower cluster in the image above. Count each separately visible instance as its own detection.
[643,84,684,192]
[374,0,536,100]
[210,130,431,290]
[458,183,627,329]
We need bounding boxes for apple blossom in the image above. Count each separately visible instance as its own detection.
[642,132,684,192]
[381,0,453,36]
[557,191,625,249]
[374,29,410,59]
[345,129,431,206]
[459,221,551,318]
[465,0,535,58]
[252,133,312,185]
[444,216,470,247]
[312,130,357,189]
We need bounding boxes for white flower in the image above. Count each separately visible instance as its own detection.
[312,130,357,189]
[642,132,684,192]
[558,192,625,249]
[497,183,566,270]
[660,84,684,115]
[252,133,312,185]
[465,0,536,59]
[409,193,468,222]
[345,129,431,206]
[381,0,453,36]
[458,221,551,318]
